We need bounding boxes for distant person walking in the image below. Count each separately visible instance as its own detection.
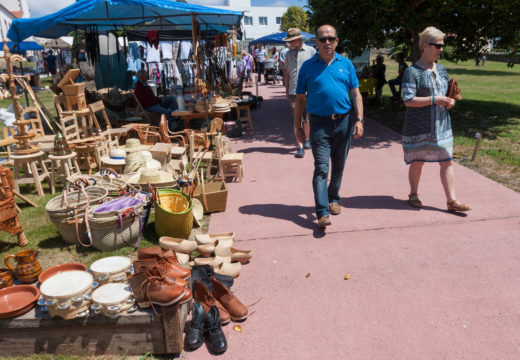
[294,24,364,228]
[480,54,487,68]
[372,55,386,104]
[388,52,408,100]
[46,50,57,85]
[254,44,268,84]
[401,26,470,212]
[283,28,316,158]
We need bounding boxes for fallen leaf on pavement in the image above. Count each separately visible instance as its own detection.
[233,325,243,332]
[306,272,311,278]
[344,274,350,280]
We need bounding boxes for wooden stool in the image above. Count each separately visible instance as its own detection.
[235,104,253,130]
[48,152,81,194]
[65,94,87,111]
[215,134,243,183]
[74,144,99,174]
[11,151,51,196]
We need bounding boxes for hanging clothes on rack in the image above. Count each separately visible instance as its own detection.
[127,42,141,72]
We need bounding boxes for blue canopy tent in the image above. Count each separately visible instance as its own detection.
[7,0,243,43]
[6,41,44,54]
[249,31,315,45]
[6,0,242,90]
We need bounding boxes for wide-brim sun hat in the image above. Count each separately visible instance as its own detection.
[192,198,204,227]
[283,28,303,42]
[125,168,175,185]
[124,151,146,174]
[122,138,152,153]
[101,148,126,165]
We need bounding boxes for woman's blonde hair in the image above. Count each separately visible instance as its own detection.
[419,26,446,52]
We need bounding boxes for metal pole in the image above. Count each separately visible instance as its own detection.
[471,132,481,161]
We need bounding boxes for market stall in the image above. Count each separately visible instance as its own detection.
[1,1,253,357]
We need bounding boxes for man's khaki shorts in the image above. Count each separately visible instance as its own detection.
[288,95,309,125]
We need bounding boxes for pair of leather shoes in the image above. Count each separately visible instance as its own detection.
[193,277,249,323]
[186,302,227,354]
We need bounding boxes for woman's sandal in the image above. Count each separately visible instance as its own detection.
[408,193,423,208]
[447,200,471,212]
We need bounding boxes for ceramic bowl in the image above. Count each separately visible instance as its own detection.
[38,263,88,284]
[0,284,40,319]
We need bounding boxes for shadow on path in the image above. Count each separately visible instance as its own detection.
[447,68,520,77]
[239,203,326,238]
[340,195,468,217]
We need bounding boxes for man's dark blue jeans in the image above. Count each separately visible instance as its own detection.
[388,77,403,98]
[309,113,354,218]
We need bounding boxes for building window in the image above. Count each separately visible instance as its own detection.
[276,17,281,25]
[259,17,268,25]
[244,16,253,25]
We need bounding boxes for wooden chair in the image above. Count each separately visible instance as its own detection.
[1,127,16,167]
[88,101,120,149]
[159,115,187,147]
[0,166,28,246]
[131,92,161,125]
[24,106,45,138]
[215,133,242,182]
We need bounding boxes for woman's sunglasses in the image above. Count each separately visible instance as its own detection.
[429,43,444,49]
[318,36,337,43]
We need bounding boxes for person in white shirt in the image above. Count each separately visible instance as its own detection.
[254,44,268,84]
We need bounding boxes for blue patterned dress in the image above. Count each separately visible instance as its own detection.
[401,63,453,164]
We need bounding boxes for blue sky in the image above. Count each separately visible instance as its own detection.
[27,0,307,18]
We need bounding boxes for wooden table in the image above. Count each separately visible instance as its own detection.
[0,302,189,356]
[171,110,230,129]
[0,137,18,147]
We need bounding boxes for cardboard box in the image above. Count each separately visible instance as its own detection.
[193,181,227,213]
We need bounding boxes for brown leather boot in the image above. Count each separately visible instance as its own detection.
[127,270,185,308]
[211,276,248,321]
[179,288,193,305]
[134,259,188,287]
[193,279,231,324]
[137,246,164,260]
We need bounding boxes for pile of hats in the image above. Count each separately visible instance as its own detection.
[195,99,211,113]
[211,98,231,113]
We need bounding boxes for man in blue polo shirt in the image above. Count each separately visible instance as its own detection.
[294,24,364,228]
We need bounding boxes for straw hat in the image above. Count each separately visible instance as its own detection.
[126,168,174,185]
[283,28,303,42]
[122,138,151,153]
[124,151,146,174]
[100,148,126,165]
[192,198,204,227]
[141,151,162,170]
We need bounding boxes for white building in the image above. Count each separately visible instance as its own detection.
[181,0,288,40]
[0,0,30,40]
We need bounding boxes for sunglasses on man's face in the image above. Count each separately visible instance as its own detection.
[318,36,337,43]
[429,43,444,49]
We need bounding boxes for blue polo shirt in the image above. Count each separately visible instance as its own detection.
[296,52,359,116]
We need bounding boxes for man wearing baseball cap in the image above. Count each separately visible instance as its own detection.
[283,28,316,158]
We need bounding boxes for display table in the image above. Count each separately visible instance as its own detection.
[0,302,189,356]
[171,109,230,129]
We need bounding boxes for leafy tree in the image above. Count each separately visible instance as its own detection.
[307,0,520,62]
[281,6,310,33]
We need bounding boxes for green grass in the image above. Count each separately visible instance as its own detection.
[368,58,520,192]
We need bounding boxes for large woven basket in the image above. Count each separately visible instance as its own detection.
[46,186,108,245]
[88,198,143,252]
[154,189,193,239]
[67,173,129,194]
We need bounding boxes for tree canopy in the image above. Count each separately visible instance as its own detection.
[281,6,310,33]
[307,0,520,61]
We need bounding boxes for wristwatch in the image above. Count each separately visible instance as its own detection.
[356,118,365,124]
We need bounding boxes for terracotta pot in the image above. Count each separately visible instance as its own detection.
[0,268,14,289]
[4,249,42,284]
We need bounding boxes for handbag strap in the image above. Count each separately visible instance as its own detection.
[116,207,142,248]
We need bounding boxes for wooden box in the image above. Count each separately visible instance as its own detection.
[0,302,189,356]
[150,142,173,166]
[193,181,227,213]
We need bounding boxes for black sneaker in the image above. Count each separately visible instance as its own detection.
[295,148,304,158]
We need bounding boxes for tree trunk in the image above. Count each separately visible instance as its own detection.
[411,29,421,62]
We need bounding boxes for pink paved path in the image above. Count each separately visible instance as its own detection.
[185,83,520,359]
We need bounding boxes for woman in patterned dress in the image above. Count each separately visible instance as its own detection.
[401,26,471,212]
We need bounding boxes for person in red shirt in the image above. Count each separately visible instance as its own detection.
[134,70,180,130]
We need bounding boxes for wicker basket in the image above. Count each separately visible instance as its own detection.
[88,197,143,252]
[46,186,108,245]
[154,189,193,239]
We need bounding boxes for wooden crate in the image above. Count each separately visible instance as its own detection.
[150,142,173,166]
[0,302,189,356]
[193,181,227,213]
